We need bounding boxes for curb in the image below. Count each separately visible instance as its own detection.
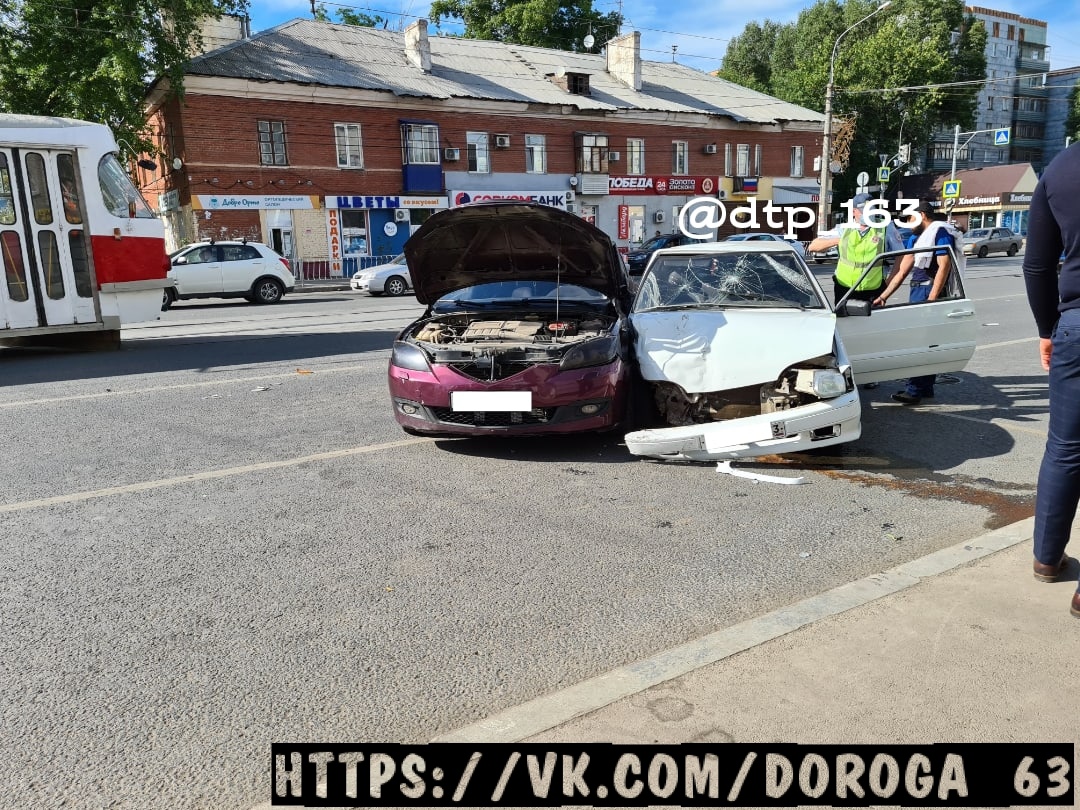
[432,517,1034,744]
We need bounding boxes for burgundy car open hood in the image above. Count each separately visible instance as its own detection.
[404,202,629,305]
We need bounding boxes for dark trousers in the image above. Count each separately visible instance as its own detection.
[1034,308,1080,570]
[904,284,936,397]
[833,276,884,306]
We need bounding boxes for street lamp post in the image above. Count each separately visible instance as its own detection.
[817,0,893,232]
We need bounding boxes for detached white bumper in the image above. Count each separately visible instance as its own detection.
[625,390,862,461]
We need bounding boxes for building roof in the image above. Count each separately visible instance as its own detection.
[183,19,824,126]
[897,162,1039,201]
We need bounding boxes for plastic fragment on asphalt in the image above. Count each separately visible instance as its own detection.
[296,368,314,374]
[798,551,812,558]
[252,386,271,392]
[716,460,806,485]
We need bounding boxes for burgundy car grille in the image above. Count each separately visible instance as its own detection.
[432,408,555,426]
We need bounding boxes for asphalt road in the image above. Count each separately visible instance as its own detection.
[0,255,1049,809]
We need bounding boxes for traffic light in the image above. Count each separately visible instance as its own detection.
[899,143,911,164]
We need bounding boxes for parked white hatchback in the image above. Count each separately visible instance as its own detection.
[163,241,295,309]
[350,254,412,296]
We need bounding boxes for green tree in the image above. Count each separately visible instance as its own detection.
[313,3,386,27]
[1066,84,1080,145]
[718,0,987,199]
[427,0,621,52]
[716,20,783,93]
[0,0,249,151]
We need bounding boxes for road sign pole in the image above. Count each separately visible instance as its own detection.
[950,124,960,183]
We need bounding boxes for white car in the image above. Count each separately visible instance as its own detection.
[350,254,412,296]
[625,242,976,460]
[163,241,295,309]
[723,231,807,258]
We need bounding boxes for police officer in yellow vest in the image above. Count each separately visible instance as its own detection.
[808,192,905,304]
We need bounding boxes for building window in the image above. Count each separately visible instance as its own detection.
[790,146,804,178]
[467,131,489,173]
[754,144,762,176]
[724,143,732,177]
[258,120,287,166]
[401,123,439,164]
[525,135,546,174]
[931,143,968,162]
[334,124,363,168]
[672,141,688,175]
[736,144,750,176]
[578,134,609,173]
[987,96,994,109]
[992,21,999,37]
[627,138,644,175]
[1007,24,1014,40]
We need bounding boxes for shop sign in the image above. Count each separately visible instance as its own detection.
[617,205,629,240]
[608,176,719,195]
[192,195,320,210]
[327,196,448,210]
[327,208,343,276]
[450,190,567,209]
[1006,192,1033,205]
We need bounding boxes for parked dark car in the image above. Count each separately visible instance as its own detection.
[388,202,635,437]
[626,233,695,274]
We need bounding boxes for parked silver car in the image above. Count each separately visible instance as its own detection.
[962,227,1022,258]
[723,231,807,258]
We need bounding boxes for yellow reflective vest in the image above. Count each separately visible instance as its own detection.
[835,226,887,290]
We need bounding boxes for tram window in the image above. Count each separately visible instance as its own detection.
[0,154,15,225]
[38,230,65,299]
[2,231,29,301]
[57,154,82,225]
[97,153,154,219]
[69,230,92,297]
[26,153,53,225]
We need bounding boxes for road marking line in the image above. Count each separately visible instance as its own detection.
[975,336,1038,351]
[0,360,387,409]
[432,519,1034,744]
[0,437,431,513]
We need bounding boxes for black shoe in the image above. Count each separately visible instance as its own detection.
[891,391,922,405]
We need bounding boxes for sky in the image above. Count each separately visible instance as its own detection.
[246,0,1080,73]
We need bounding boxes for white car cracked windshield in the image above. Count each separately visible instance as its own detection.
[624,241,978,461]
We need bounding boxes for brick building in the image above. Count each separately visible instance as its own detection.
[141,18,826,272]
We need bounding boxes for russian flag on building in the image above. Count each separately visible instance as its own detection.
[742,177,758,193]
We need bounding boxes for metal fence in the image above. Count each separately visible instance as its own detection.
[293,255,400,282]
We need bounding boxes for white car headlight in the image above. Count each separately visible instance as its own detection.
[794,368,848,399]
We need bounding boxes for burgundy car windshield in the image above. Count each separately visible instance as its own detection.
[435,280,609,310]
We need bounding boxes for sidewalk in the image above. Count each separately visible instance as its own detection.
[438,517,1080,748]
[293,278,353,293]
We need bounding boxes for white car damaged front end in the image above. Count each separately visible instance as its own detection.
[624,245,861,461]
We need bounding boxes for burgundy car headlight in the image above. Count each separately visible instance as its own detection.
[559,335,619,371]
[390,341,431,372]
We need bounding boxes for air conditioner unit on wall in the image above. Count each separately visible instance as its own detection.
[654,211,665,223]
[704,144,718,154]
[444,147,460,161]
[394,208,411,222]
[565,190,575,202]
[608,151,620,161]
[495,134,511,148]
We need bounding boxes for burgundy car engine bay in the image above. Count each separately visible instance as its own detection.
[404,315,616,381]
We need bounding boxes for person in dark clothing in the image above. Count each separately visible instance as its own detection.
[1023,142,1080,618]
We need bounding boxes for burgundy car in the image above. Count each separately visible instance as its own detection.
[389,202,634,436]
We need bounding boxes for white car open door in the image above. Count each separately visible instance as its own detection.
[834,245,977,385]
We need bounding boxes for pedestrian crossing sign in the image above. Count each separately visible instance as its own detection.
[943,180,961,199]
[994,127,1011,146]
[877,166,890,183]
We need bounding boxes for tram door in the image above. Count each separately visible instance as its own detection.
[0,148,98,330]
